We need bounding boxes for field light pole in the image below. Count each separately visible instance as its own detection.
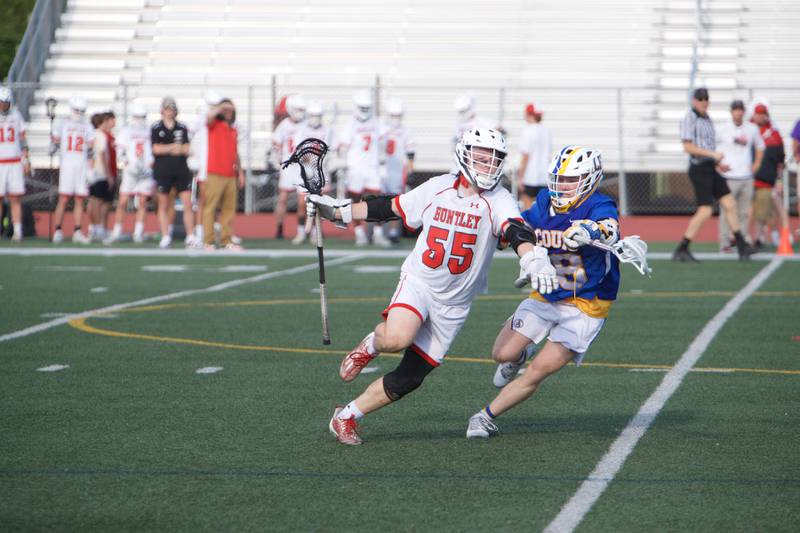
[45,97,58,240]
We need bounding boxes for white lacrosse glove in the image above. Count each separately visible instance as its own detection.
[306,194,353,229]
[562,219,602,251]
[518,247,559,295]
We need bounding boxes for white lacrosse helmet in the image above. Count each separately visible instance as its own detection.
[130,101,147,119]
[454,93,476,121]
[0,86,11,104]
[353,90,373,121]
[454,128,508,191]
[547,145,603,211]
[286,94,305,122]
[385,98,403,127]
[306,100,323,128]
[69,95,88,114]
[204,90,223,106]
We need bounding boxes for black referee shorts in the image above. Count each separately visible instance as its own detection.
[688,162,730,206]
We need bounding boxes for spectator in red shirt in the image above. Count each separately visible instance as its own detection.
[203,98,245,250]
[751,103,787,248]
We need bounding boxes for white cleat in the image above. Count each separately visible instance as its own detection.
[493,343,536,388]
[72,232,91,245]
[372,228,392,248]
[159,236,172,249]
[133,232,144,244]
[291,231,308,245]
[466,411,499,439]
[184,234,203,249]
[52,229,64,244]
[354,226,368,247]
[11,233,22,243]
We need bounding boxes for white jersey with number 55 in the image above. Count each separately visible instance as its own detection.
[393,173,522,306]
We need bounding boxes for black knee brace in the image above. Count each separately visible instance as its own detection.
[382,347,436,401]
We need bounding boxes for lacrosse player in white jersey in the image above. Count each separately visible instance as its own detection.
[338,90,388,246]
[52,95,94,244]
[0,87,30,242]
[452,93,495,151]
[106,102,154,244]
[307,128,559,446]
[271,94,306,242]
[380,98,415,243]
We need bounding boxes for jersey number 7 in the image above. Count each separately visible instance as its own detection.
[422,226,477,275]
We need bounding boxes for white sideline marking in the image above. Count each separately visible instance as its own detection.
[141,265,189,272]
[214,265,267,273]
[37,364,69,372]
[353,265,400,274]
[90,287,108,293]
[544,257,783,533]
[0,254,362,344]
[33,266,105,272]
[40,312,70,318]
[195,366,223,374]
[361,366,380,374]
[0,247,797,261]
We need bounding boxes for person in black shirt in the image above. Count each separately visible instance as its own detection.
[151,97,200,248]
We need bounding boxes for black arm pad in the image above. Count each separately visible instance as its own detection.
[503,218,536,253]
[365,195,400,222]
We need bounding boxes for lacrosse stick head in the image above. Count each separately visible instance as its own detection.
[613,235,652,277]
[281,138,328,195]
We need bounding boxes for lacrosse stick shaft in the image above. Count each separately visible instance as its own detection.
[314,212,331,345]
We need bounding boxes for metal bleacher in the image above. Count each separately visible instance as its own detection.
[22,0,800,177]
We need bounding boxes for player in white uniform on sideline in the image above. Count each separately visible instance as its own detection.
[0,86,30,242]
[307,128,559,446]
[106,102,154,244]
[517,102,552,210]
[52,95,94,244]
[452,93,495,151]
[271,94,307,242]
[338,90,387,246]
[380,98,415,243]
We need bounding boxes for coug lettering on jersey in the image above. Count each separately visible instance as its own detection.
[534,228,565,250]
[432,206,482,230]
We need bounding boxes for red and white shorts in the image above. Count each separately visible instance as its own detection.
[119,170,155,197]
[0,162,25,196]
[381,273,471,366]
[510,298,606,365]
[58,159,89,197]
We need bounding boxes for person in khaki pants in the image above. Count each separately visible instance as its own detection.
[203,98,245,250]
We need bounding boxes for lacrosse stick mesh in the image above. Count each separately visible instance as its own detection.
[281,138,328,195]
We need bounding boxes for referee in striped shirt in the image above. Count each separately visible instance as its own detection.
[673,87,753,261]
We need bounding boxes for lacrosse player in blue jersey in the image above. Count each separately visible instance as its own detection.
[467,145,621,438]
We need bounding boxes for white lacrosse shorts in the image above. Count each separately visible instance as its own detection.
[380,273,471,366]
[278,166,302,192]
[119,171,155,196]
[0,162,25,196]
[509,297,606,365]
[58,160,89,197]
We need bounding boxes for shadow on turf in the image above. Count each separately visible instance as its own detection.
[369,410,696,442]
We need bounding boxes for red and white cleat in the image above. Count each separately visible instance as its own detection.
[329,406,362,446]
[339,333,376,382]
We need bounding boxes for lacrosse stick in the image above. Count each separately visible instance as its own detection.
[282,138,332,344]
[514,234,652,288]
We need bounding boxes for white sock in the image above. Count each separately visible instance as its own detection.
[338,401,364,421]
[195,225,203,239]
[113,223,122,235]
[168,224,174,237]
[366,332,377,355]
[134,221,144,236]
[13,223,22,236]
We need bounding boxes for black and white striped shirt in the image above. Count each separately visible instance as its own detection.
[680,108,716,164]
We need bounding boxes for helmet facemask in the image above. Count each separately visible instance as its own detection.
[455,143,506,191]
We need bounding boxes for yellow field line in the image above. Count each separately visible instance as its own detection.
[68,317,800,377]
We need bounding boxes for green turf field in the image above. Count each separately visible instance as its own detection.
[0,240,797,532]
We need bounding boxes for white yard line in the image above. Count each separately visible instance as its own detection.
[544,256,784,533]
[0,254,361,344]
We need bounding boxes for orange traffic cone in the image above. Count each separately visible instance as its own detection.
[777,227,793,256]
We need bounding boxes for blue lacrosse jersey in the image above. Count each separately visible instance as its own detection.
[523,189,621,313]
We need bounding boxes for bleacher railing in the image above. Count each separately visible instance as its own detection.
[6,0,66,120]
